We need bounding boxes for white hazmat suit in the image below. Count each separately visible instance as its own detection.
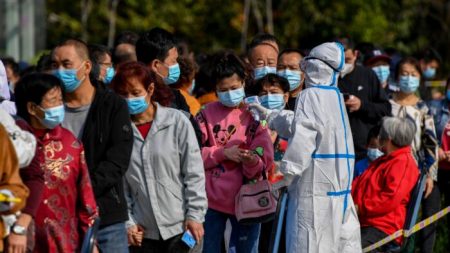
[263,42,362,253]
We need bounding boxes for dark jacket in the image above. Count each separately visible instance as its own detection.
[170,89,203,145]
[338,65,391,161]
[81,87,133,227]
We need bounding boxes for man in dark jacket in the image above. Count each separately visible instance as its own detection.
[135,27,202,143]
[51,39,133,253]
[337,38,391,161]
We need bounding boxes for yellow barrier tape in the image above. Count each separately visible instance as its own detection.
[362,206,450,252]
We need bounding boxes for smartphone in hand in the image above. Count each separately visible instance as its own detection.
[181,230,196,249]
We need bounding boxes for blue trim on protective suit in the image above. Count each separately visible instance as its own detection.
[310,85,352,221]
[327,190,351,196]
[312,154,355,159]
[335,42,345,71]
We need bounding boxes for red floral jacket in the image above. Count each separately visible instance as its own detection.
[30,125,98,253]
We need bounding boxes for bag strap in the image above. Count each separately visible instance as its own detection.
[244,120,269,181]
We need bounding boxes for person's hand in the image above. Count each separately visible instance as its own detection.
[92,244,100,253]
[438,148,446,161]
[445,151,450,162]
[184,219,204,242]
[345,95,362,113]
[7,233,27,253]
[127,225,144,247]
[424,177,434,199]
[224,145,242,163]
[248,103,271,121]
[239,149,258,165]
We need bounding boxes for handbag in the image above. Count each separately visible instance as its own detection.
[234,120,277,224]
[235,171,277,224]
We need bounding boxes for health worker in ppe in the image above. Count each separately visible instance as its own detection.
[249,42,362,253]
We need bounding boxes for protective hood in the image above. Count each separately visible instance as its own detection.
[0,60,10,100]
[301,42,345,88]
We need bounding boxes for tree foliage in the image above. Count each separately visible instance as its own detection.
[46,0,450,70]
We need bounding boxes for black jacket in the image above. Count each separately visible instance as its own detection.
[81,87,133,227]
[338,65,391,161]
[170,89,203,145]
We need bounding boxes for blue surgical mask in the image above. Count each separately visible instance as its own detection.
[217,87,245,107]
[399,75,420,93]
[52,64,85,93]
[38,105,65,129]
[103,67,115,84]
[254,66,276,80]
[372,65,390,84]
[260,94,285,110]
[367,148,384,161]
[163,63,181,85]
[277,69,301,91]
[126,95,149,115]
[423,67,436,79]
[446,90,450,101]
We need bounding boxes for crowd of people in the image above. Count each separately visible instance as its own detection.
[0,26,449,253]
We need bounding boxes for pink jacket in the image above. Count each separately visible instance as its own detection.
[196,102,274,214]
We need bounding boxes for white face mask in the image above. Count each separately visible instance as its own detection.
[340,63,354,78]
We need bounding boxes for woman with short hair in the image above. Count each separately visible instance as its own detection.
[352,117,419,252]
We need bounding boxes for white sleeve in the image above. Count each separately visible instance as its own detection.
[280,95,320,177]
[0,109,37,168]
[267,110,295,139]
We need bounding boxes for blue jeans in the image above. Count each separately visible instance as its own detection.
[203,208,260,253]
[97,222,129,253]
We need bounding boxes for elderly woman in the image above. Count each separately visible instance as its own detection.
[110,61,207,253]
[352,117,419,251]
[14,73,98,253]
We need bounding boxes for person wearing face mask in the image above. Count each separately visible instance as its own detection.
[14,73,98,253]
[353,125,382,179]
[352,117,419,252]
[390,57,440,253]
[247,34,280,81]
[337,37,391,162]
[136,27,202,144]
[172,56,201,116]
[51,39,133,253]
[250,73,289,253]
[195,52,274,253]
[364,48,392,90]
[248,42,362,253]
[110,61,207,253]
[88,44,115,87]
[427,79,450,251]
[277,49,304,110]
[418,48,442,101]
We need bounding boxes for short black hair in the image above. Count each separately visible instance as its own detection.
[247,33,280,55]
[14,73,64,122]
[1,57,20,76]
[210,51,248,86]
[279,48,304,59]
[419,47,442,64]
[54,38,90,61]
[395,57,422,81]
[113,31,139,48]
[88,44,112,81]
[367,124,381,144]
[252,73,290,95]
[136,27,177,64]
[193,54,215,97]
[36,53,53,72]
[335,36,355,50]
